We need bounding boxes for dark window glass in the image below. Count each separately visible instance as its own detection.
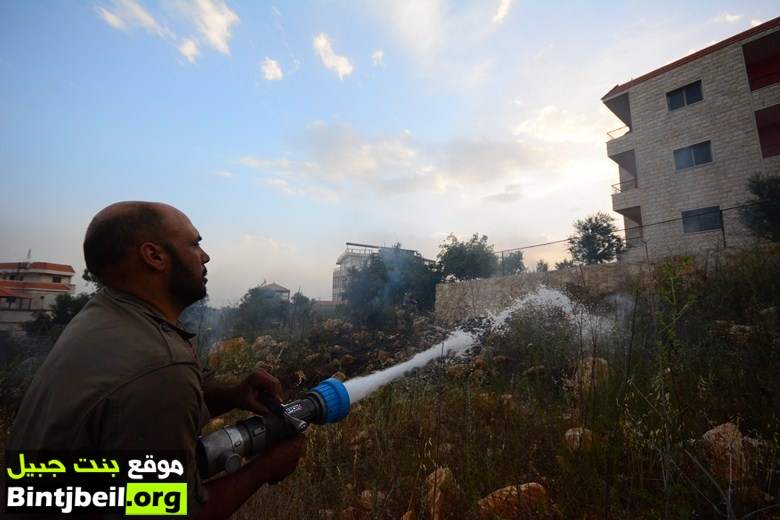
[684,81,703,104]
[682,206,721,233]
[692,141,712,165]
[674,147,694,170]
[52,276,62,283]
[667,89,685,110]
[667,80,703,110]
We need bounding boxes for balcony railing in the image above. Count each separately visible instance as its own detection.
[607,125,631,140]
[611,177,637,194]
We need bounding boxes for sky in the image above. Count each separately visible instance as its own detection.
[1,1,777,305]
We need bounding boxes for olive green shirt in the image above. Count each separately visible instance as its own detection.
[8,287,211,517]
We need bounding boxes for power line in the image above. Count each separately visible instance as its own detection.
[495,200,769,255]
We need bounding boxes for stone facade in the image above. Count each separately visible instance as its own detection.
[603,20,780,263]
[434,262,649,326]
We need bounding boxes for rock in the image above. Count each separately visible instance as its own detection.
[358,489,386,511]
[425,467,459,520]
[446,364,467,378]
[571,357,609,394]
[478,483,550,519]
[331,371,347,381]
[563,427,593,453]
[523,365,545,376]
[701,422,748,481]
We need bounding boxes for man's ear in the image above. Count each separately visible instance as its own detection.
[138,242,168,273]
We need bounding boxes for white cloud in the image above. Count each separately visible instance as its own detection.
[180,0,239,55]
[178,38,200,63]
[215,170,233,178]
[312,33,354,79]
[750,19,764,27]
[492,0,513,24]
[371,49,385,66]
[239,156,293,170]
[261,57,284,80]
[95,0,170,37]
[514,105,609,145]
[712,13,743,23]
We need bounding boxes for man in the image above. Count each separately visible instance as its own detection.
[8,201,305,518]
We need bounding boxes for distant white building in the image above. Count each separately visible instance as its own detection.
[331,242,429,303]
[0,261,76,333]
[263,282,291,302]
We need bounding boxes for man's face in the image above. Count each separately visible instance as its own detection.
[164,211,210,307]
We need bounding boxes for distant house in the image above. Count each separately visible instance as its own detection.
[0,262,76,333]
[602,17,780,262]
[263,282,291,302]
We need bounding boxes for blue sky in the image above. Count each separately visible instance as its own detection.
[1,1,777,304]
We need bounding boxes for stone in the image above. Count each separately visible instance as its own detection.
[478,483,549,519]
[701,422,748,481]
[563,427,593,453]
[425,467,459,520]
[331,371,347,381]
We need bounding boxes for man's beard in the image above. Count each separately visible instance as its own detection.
[165,244,207,308]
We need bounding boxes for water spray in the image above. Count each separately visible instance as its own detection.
[197,378,350,478]
[198,288,607,477]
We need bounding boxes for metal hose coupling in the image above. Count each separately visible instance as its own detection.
[196,378,350,478]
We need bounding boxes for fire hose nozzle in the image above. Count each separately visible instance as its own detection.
[197,378,350,478]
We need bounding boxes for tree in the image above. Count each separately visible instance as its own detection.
[23,293,92,342]
[554,258,577,270]
[342,245,440,328]
[499,251,526,275]
[567,212,624,264]
[289,291,314,339]
[82,269,104,292]
[741,174,780,242]
[437,233,498,280]
[232,285,288,340]
[535,259,549,273]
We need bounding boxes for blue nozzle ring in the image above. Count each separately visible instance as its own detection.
[311,378,351,423]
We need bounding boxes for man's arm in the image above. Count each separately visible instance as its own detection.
[197,434,305,519]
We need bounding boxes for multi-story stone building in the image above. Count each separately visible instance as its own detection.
[0,261,76,332]
[602,17,780,262]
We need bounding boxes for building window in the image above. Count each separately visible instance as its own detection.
[674,141,712,170]
[755,104,780,158]
[682,206,722,233]
[666,81,703,111]
[52,276,62,283]
[742,30,780,91]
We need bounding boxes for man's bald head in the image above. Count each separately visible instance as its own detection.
[83,201,174,282]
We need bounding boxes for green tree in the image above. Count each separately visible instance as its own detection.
[289,291,314,340]
[437,233,498,280]
[554,258,577,270]
[741,174,780,242]
[233,285,288,340]
[342,245,440,328]
[567,212,624,264]
[535,259,549,273]
[82,269,104,292]
[499,251,526,275]
[22,293,92,342]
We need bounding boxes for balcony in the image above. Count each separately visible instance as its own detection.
[612,178,641,212]
[606,127,635,156]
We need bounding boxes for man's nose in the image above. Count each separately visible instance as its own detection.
[202,250,210,264]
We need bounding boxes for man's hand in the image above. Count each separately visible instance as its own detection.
[202,369,284,418]
[232,369,284,416]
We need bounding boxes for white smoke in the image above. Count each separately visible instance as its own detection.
[344,286,608,404]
